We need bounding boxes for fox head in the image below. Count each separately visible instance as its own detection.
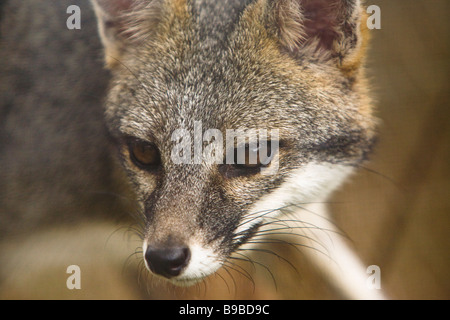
[91,0,376,285]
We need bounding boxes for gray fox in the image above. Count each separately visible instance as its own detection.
[0,0,384,299]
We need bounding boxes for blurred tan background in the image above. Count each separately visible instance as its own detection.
[332,0,450,299]
[1,0,449,300]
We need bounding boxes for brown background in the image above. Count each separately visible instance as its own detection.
[332,0,450,299]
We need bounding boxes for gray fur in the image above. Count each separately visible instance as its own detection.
[0,0,131,238]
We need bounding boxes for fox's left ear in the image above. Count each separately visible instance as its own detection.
[268,0,369,74]
[90,0,163,67]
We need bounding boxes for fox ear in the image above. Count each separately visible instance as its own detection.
[90,0,162,67]
[270,0,368,73]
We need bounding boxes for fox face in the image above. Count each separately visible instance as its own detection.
[92,0,376,285]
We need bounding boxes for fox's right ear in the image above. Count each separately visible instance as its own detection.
[90,0,163,68]
[267,0,369,76]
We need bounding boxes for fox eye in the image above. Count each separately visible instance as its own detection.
[219,142,274,178]
[234,144,270,169]
[128,139,161,170]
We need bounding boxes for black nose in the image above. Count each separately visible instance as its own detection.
[145,245,191,278]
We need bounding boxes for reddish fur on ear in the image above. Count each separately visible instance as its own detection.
[271,0,366,73]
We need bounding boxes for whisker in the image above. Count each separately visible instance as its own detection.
[288,204,350,240]
[122,247,143,276]
[237,221,342,238]
[354,164,404,192]
[242,238,330,261]
[237,201,341,229]
[235,203,296,228]
[216,264,234,295]
[236,247,299,276]
[249,230,329,254]
[230,252,278,291]
[221,259,255,291]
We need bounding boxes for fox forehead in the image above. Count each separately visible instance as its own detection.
[103,0,374,144]
[107,3,368,147]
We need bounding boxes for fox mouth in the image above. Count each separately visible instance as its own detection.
[167,275,208,287]
[143,223,263,286]
[180,223,264,285]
